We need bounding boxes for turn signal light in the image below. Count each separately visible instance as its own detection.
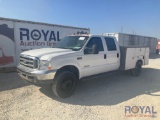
[48,67,52,70]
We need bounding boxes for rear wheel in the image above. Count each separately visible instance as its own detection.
[131,61,142,76]
[52,71,77,98]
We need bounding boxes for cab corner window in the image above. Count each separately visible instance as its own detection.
[105,37,117,51]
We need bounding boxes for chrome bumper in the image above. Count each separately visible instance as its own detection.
[17,64,57,84]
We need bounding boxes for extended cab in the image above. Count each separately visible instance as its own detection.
[17,34,149,98]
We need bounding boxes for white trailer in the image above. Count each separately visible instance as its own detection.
[0,17,90,69]
[104,33,157,54]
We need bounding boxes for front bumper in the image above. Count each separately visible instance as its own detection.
[17,64,57,84]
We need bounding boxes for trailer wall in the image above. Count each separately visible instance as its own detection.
[0,18,90,68]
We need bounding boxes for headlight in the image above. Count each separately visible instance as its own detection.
[39,60,52,70]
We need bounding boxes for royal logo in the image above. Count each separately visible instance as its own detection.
[20,28,60,41]
[125,106,157,118]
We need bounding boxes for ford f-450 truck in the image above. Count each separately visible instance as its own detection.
[17,34,149,98]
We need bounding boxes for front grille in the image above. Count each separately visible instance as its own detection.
[20,55,38,69]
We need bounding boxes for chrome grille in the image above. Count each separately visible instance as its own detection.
[20,55,38,69]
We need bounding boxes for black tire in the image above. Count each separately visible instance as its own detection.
[52,71,77,98]
[131,61,142,76]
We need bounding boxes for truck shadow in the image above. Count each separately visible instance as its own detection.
[0,72,31,92]
[149,54,160,59]
[40,67,160,106]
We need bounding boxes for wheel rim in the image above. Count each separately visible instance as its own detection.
[60,76,75,94]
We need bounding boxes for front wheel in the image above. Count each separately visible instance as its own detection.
[52,71,77,98]
[131,61,142,76]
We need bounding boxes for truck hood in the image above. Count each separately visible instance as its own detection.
[21,48,73,59]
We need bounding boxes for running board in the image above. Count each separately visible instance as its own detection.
[80,70,121,81]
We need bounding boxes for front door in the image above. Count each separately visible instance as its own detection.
[81,37,107,77]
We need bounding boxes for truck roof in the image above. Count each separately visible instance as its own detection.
[104,32,157,39]
[69,34,116,38]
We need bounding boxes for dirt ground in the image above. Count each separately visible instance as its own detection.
[0,55,160,120]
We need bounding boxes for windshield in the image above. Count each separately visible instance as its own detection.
[54,36,89,51]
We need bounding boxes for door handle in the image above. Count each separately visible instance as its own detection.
[77,57,82,60]
[117,53,119,58]
[104,54,106,59]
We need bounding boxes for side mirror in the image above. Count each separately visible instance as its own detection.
[84,44,99,54]
[92,44,99,54]
[84,47,90,54]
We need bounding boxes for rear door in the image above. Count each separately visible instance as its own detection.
[104,37,120,71]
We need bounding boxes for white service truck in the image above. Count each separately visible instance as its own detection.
[17,34,149,98]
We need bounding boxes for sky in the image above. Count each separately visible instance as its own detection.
[0,0,159,38]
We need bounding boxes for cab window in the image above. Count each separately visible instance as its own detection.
[104,37,117,51]
[86,37,104,52]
